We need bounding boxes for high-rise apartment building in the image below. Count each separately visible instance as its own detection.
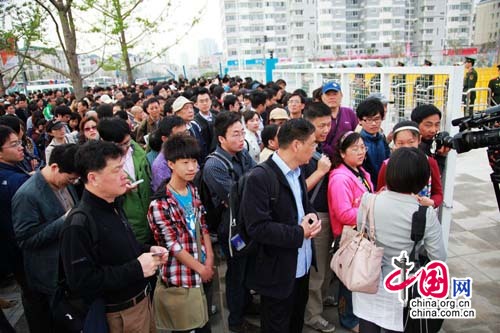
[473,0,500,47]
[445,0,474,49]
[220,0,475,66]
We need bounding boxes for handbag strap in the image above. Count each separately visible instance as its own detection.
[358,193,377,242]
[194,216,205,293]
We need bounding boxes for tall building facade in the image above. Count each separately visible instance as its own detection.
[473,0,500,47]
[220,0,475,66]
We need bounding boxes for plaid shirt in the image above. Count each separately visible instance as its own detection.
[147,183,208,288]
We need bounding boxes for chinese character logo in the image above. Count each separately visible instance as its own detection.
[451,278,472,298]
[384,251,450,305]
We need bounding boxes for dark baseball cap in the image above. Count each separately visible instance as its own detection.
[46,120,65,132]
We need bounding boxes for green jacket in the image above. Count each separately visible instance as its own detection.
[122,141,153,244]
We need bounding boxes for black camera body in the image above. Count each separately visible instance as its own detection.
[451,105,500,154]
[434,131,454,151]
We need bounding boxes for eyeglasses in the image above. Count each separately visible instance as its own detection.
[361,116,382,124]
[2,140,23,149]
[84,125,97,132]
[348,145,367,153]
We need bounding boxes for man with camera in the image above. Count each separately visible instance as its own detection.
[411,104,451,174]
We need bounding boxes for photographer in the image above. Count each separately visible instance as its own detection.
[411,105,450,174]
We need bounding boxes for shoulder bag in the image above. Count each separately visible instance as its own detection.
[153,215,209,331]
[330,193,384,294]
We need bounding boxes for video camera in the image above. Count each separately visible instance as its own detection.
[451,104,500,154]
[451,105,500,212]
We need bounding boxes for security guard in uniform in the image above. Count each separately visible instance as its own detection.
[463,57,478,114]
[488,64,500,106]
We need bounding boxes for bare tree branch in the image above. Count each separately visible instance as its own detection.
[19,52,71,77]
[36,0,68,55]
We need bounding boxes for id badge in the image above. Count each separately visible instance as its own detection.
[230,234,246,251]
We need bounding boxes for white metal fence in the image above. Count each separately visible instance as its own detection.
[230,65,473,250]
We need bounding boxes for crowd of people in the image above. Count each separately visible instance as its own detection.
[0,73,451,333]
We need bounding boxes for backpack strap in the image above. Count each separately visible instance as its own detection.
[207,151,236,180]
[258,162,279,200]
[57,204,99,289]
[409,205,428,261]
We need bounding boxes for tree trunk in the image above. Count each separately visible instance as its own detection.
[0,73,6,95]
[113,0,133,85]
[121,30,134,85]
[54,1,85,99]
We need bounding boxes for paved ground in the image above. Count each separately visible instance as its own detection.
[2,148,499,332]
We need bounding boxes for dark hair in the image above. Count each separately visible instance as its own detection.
[356,98,384,119]
[292,89,307,99]
[261,124,279,149]
[97,117,130,143]
[212,86,225,100]
[96,103,113,119]
[158,115,185,138]
[312,87,323,101]
[143,97,159,112]
[49,144,78,173]
[54,105,72,117]
[78,99,89,108]
[70,112,81,122]
[277,118,315,149]
[164,133,200,162]
[249,91,267,109]
[0,115,21,134]
[332,131,362,167]
[386,147,430,194]
[114,110,129,121]
[242,110,257,124]
[214,111,242,138]
[303,102,331,120]
[148,130,163,152]
[75,141,124,183]
[392,120,420,142]
[223,94,238,110]
[275,79,286,86]
[411,104,442,124]
[0,125,16,149]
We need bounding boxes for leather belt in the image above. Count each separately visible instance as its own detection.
[105,284,151,313]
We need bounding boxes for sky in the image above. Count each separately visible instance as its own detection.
[168,0,223,65]
[4,0,223,66]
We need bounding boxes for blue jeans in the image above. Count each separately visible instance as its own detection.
[338,280,359,330]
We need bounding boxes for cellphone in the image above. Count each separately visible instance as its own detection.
[129,179,144,187]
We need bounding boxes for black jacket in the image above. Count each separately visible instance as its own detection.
[242,158,316,300]
[60,190,149,304]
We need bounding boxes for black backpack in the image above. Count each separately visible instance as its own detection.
[228,163,279,258]
[53,206,108,333]
[194,151,236,233]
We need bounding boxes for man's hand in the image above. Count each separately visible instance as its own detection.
[436,146,451,156]
[317,155,332,175]
[300,213,322,239]
[150,245,169,265]
[199,264,214,283]
[137,253,161,278]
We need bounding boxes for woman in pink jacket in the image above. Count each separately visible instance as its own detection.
[328,131,373,333]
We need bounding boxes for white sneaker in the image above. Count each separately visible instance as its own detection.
[307,317,336,332]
